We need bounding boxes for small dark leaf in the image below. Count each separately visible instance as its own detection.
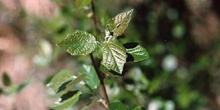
[16,80,31,93]
[2,72,11,87]
[0,87,3,95]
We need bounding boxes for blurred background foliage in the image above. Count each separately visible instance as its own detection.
[0,0,220,110]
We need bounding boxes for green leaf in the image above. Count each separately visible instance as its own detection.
[57,74,86,93]
[123,43,149,62]
[16,80,31,93]
[0,87,3,95]
[2,72,11,87]
[79,65,100,89]
[65,74,86,90]
[5,80,31,95]
[47,70,73,93]
[57,30,97,56]
[101,40,127,74]
[109,101,128,110]
[5,85,18,95]
[75,0,91,8]
[106,9,133,37]
[51,90,81,109]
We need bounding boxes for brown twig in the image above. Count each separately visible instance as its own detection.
[89,53,110,105]
[91,0,101,34]
[90,0,110,106]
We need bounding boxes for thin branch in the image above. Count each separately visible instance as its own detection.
[90,0,110,106]
[89,53,109,105]
[91,0,101,34]
[100,79,110,105]
[89,54,104,80]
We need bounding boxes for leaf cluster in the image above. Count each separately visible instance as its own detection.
[0,72,30,95]
[57,9,149,75]
[48,9,149,109]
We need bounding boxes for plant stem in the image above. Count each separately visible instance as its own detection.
[100,79,110,105]
[90,0,110,106]
[89,54,109,105]
[89,54,104,80]
[91,0,101,34]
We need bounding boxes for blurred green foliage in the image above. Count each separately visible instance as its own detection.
[0,72,30,96]
[42,0,220,109]
[1,0,220,109]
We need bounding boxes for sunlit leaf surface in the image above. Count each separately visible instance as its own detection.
[101,40,127,74]
[106,9,133,37]
[57,30,97,55]
[123,43,149,62]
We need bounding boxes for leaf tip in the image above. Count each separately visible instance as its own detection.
[129,9,134,13]
[127,9,134,16]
